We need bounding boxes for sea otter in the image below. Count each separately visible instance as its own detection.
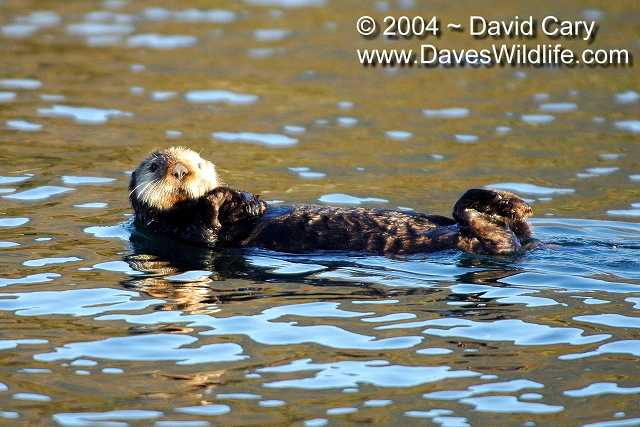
[129,147,534,255]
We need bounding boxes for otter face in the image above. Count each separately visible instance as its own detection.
[129,147,219,211]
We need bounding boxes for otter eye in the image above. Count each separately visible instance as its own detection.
[149,163,158,172]
[198,163,202,169]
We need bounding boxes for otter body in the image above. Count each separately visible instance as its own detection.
[129,148,534,256]
[244,205,460,254]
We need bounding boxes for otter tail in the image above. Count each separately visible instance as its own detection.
[452,188,533,255]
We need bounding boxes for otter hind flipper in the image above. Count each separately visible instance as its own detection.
[453,189,533,255]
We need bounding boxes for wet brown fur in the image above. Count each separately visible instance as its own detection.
[242,206,459,254]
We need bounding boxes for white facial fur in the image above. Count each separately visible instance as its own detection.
[131,146,219,210]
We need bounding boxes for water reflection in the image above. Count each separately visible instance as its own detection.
[36,334,247,365]
[37,105,132,124]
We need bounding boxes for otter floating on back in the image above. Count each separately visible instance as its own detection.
[129,147,534,256]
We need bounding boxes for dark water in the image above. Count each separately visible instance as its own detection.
[1,0,640,426]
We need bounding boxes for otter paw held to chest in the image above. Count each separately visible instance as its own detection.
[453,188,533,255]
[205,187,267,226]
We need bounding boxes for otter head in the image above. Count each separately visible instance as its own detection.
[129,147,219,211]
[453,188,533,241]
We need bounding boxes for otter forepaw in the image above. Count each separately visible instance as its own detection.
[205,187,267,227]
[453,188,533,242]
[456,208,522,255]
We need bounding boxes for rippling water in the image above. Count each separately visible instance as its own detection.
[1,0,639,425]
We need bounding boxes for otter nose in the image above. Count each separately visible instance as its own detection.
[172,163,188,180]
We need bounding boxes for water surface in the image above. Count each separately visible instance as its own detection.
[1,0,639,425]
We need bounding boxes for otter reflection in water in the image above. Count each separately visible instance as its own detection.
[123,233,250,311]
[128,147,535,256]
[124,230,526,314]
[124,233,398,311]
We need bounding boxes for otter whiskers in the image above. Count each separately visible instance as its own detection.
[128,179,149,199]
[138,179,159,208]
